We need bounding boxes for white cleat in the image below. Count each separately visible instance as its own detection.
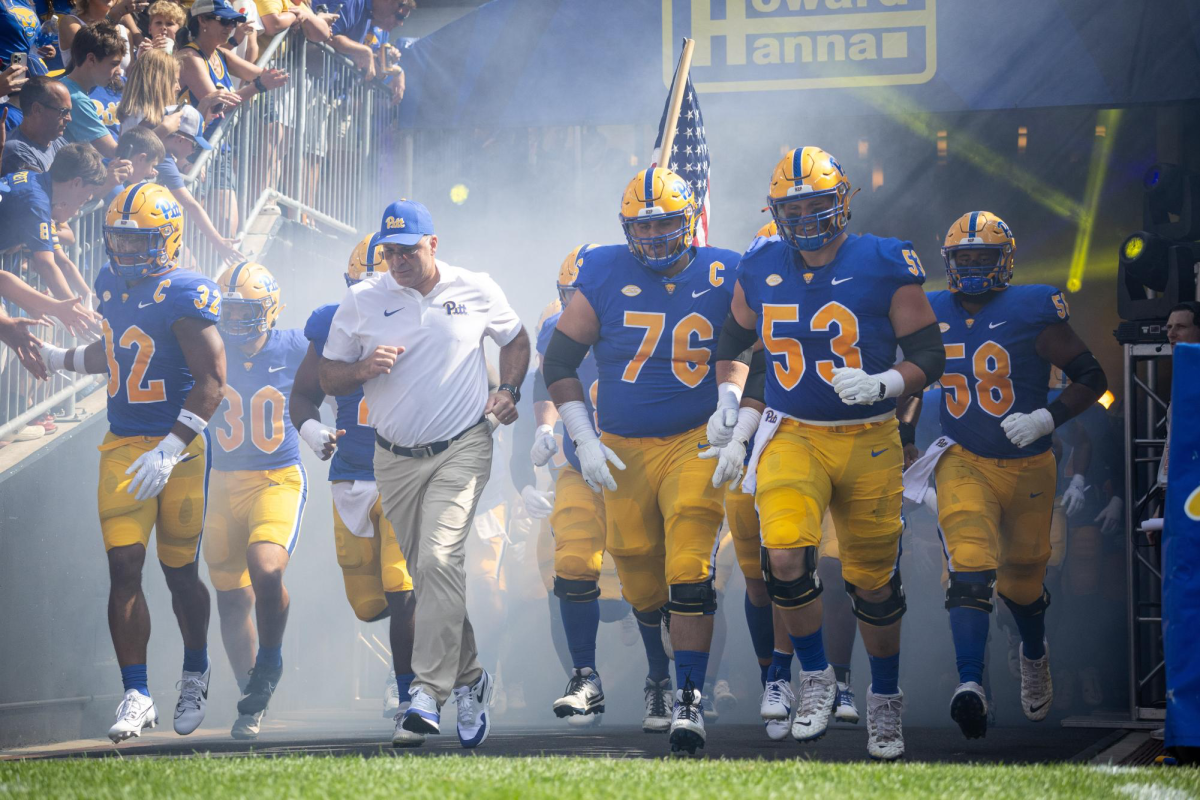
[231,711,264,740]
[834,680,860,724]
[668,687,706,756]
[454,669,495,749]
[392,711,427,747]
[643,677,672,733]
[566,711,603,727]
[383,671,400,719]
[713,679,737,716]
[760,678,794,721]
[950,681,988,739]
[1020,640,1053,721]
[764,717,791,741]
[790,665,837,742]
[108,690,157,743]
[866,686,905,761]
[173,667,209,735]
[553,668,605,719]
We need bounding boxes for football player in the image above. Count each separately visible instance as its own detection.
[36,182,226,743]
[543,168,746,755]
[204,261,309,739]
[909,212,1106,739]
[529,244,675,733]
[290,234,418,746]
[707,147,945,760]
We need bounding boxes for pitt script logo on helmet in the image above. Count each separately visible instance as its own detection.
[768,147,856,253]
[941,211,1016,295]
[620,167,698,272]
[557,243,598,307]
[346,233,383,287]
[216,261,282,342]
[103,182,185,281]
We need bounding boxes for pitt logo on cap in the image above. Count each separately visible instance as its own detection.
[385,216,406,230]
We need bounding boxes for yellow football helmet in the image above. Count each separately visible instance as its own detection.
[215,261,281,342]
[536,298,561,334]
[755,220,778,239]
[768,147,854,252]
[619,168,697,271]
[103,182,184,280]
[941,211,1015,294]
[557,243,597,306]
[346,233,383,286]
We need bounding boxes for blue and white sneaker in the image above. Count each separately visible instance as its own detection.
[454,670,494,749]
[834,680,860,724]
[401,686,440,735]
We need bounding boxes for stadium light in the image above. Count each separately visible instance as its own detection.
[1066,109,1122,293]
[450,184,470,205]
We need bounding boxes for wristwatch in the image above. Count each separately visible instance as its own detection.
[498,383,521,404]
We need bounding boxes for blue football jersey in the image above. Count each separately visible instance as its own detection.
[537,309,598,472]
[572,244,741,438]
[95,265,221,437]
[739,233,926,422]
[929,284,1070,459]
[211,328,307,471]
[304,304,374,482]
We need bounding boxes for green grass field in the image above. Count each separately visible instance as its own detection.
[2,756,1198,799]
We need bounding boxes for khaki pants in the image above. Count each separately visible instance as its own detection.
[375,422,492,704]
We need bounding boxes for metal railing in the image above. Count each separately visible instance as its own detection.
[0,27,397,445]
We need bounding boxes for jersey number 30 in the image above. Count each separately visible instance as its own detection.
[216,386,287,454]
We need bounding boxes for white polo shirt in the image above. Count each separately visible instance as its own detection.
[324,260,523,447]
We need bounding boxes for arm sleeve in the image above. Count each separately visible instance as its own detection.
[322,290,363,363]
[480,274,523,346]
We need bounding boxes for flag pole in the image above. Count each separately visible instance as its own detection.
[655,38,695,169]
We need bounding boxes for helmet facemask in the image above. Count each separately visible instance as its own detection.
[943,245,1012,295]
[219,295,274,342]
[769,187,847,252]
[104,224,175,280]
[621,207,694,272]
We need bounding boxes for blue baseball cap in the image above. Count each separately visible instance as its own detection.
[377,199,434,246]
[189,0,247,23]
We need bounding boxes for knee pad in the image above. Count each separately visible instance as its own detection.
[1000,586,1051,617]
[945,570,997,613]
[667,580,717,616]
[845,571,907,627]
[553,576,601,603]
[761,546,822,609]
[633,607,663,627]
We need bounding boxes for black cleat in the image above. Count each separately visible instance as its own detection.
[950,682,988,740]
[237,664,283,717]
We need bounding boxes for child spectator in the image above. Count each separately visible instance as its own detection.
[60,21,125,155]
[135,0,181,57]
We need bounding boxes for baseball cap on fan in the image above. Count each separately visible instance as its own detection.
[165,104,213,150]
[189,0,247,22]
[377,200,434,246]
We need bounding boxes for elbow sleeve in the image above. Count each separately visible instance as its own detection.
[1062,350,1107,396]
[542,329,589,387]
[715,313,759,362]
[743,350,768,404]
[897,322,945,387]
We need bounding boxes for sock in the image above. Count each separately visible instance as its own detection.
[182,645,208,674]
[255,645,283,671]
[759,662,770,686]
[831,664,851,685]
[1005,598,1047,660]
[675,649,710,693]
[559,597,601,671]
[121,663,149,697]
[768,649,793,684]
[790,629,828,673]
[396,672,415,701]
[949,606,989,685]
[868,652,900,696]
[744,592,774,659]
[635,610,671,683]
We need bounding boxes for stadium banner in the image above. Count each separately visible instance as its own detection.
[1164,342,1200,750]
[397,0,1200,129]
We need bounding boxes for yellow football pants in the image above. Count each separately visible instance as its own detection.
[724,484,761,581]
[551,466,606,583]
[332,491,414,622]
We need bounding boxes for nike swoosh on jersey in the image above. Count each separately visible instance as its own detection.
[268,365,286,373]
[384,308,403,317]
[138,301,155,308]
[989,321,1008,329]
[831,277,853,285]
[691,289,711,298]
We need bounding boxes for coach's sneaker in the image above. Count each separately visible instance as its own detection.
[454,670,495,749]
[230,710,264,740]
[237,664,282,717]
[834,680,860,724]
[173,666,209,735]
[1020,640,1053,721]
[866,687,905,761]
[760,678,793,721]
[392,711,427,748]
[402,686,441,735]
[950,681,988,739]
[554,668,605,719]
[790,665,837,742]
[383,671,401,718]
[713,679,737,716]
[643,677,672,732]
[108,690,157,743]
[669,685,705,755]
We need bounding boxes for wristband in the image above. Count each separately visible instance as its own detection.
[717,381,743,409]
[159,431,187,457]
[878,368,906,400]
[177,409,209,436]
[731,406,762,445]
[40,343,68,373]
[254,75,267,92]
[558,400,598,447]
[898,421,916,447]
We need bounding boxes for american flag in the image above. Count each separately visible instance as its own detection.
[651,74,710,247]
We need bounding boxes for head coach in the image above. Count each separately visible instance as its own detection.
[318,200,530,749]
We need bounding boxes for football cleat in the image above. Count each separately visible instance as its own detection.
[237,664,283,717]
[215,262,282,342]
[108,689,157,743]
[643,677,672,733]
[392,710,427,747]
[790,665,837,742]
[764,717,790,741]
[941,211,1016,295]
[454,670,494,749]
[566,711,603,727]
[383,671,401,719]
[553,668,605,719]
[866,687,905,761]
[834,680,860,724]
[760,678,794,721]
[231,711,264,740]
[103,182,183,280]
[173,666,209,735]
[402,686,441,735]
[713,679,737,716]
[767,147,855,252]
[669,686,706,755]
[1020,640,1053,721]
[950,681,988,739]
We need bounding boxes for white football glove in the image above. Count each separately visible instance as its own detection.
[699,439,745,489]
[300,419,339,461]
[1000,408,1055,448]
[126,432,187,502]
[530,423,558,467]
[1061,473,1087,516]
[705,382,742,448]
[520,485,556,519]
[575,439,626,492]
[831,366,904,406]
[1095,496,1124,535]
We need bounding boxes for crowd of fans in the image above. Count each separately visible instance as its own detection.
[0,0,412,444]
